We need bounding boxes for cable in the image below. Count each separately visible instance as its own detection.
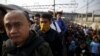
[76,0,94,11]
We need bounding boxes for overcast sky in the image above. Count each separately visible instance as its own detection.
[0,0,100,13]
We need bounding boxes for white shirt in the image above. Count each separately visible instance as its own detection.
[83,28,88,35]
[50,21,61,33]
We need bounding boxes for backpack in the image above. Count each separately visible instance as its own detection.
[2,36,45,56]
[21,37,45,56]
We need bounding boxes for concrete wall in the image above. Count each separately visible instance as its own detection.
[73,17,100,30]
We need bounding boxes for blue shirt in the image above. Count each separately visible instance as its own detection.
[56,19,66,34]
[90,41,100,54]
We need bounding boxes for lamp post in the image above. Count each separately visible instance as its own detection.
[5,0,7,4]
[86,0,89,21]
[53,0,55,18]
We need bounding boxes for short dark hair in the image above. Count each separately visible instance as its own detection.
[0,7,7,16]
[40,13,52,21]
[56,12,62,15]
[34,13,40,17]
[55,12,62,16]
[48,11,53,15]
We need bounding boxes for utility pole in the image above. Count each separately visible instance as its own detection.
[5,0,7,4]
[92,10,94,22]
[53,0,55,18]
[86,0,89,21]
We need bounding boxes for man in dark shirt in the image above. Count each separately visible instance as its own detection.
[2,10,53,56]
[31,13,40,32]
[38,13,63,56]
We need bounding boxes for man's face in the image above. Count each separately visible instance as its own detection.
[56,14,62,19]
[34,16,40,24]
[40,18,51,33]
[4,12,30,45]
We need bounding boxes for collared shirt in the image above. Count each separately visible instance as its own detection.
[50,21,61,33]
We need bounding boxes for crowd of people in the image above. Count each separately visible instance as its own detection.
[0,5,100,56]
[64,22,100,56]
